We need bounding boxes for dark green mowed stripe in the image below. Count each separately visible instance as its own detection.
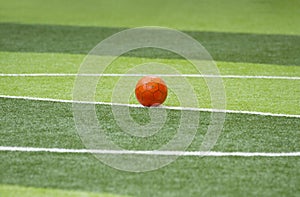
[1,23,300,66]
[0,98,299,152]
[0,151,299,197]
[0,98,300,197]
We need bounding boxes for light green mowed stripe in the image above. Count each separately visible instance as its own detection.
[1,52,299,114]
[0,0,300,35]
[1,52,300,76]
[0,184,130,197]
[0,76,299,115]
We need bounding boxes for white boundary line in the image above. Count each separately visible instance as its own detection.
[0,73,300,80]
[0,146,299,157]
[1,95,299,118]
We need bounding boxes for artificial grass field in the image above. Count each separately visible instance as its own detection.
[0,0,300,196]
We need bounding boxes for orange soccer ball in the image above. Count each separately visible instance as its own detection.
[135,76,168,107]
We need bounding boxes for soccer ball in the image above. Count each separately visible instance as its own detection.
[135,76,168,107]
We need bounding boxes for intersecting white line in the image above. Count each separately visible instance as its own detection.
[1,95,299,118]
[0,146,299,157]
[0,73,300,80]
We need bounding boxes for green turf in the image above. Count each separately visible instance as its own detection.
[0,98,299,197]
[1,23,300,65]
[0,51,300,116]
[1,75,299,114]
[1,52,300,76]
[1,98,299,153]
[1,0,300,196]
[1,0,300,35]
[1,152,299,197]
[0,184,129,197]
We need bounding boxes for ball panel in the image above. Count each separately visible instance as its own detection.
[142,91,154,106]
[146,82,159,93]
[153,91,163,101]
[135,76,168,107]
[151,77,163,83]
[158,83,167,93]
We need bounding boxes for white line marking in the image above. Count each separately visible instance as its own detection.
[0,73,299,80]
[1,95,299,118]
[0,146,299,157]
